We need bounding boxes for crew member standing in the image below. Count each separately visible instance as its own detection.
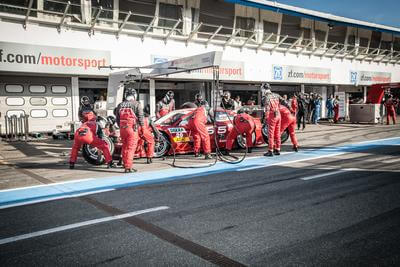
[188,93,212,159]
[194,92,209,108]
[326,95,334,122]
[69,117,114,169]
[280,103,299,152]
[385,94,397,124]
[79,96,97,122]
[220,91,235,110]
[333,95,340,123]
[140,106,161,164]
[224,110,255,154]
[156,91,175,119]
[290,94,298,116]
[115,87,144,173]
[262,83,282,157]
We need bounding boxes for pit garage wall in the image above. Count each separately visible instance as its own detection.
[0,20,399,86]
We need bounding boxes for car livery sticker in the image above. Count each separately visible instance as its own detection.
[173,136,191,143]
[168,127,187,133]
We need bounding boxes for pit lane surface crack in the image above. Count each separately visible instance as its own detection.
[80,196,246,267]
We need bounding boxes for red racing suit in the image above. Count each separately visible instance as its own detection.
[291,97,298,115]
[385,99,397,124]
[264,93,282,151]
[333,100,340,123]
[115,100,144,169]
[140,117,155,158]
[79,105,97,122]
[156,99,175,119]
[225,113,255,150]
[188,106,211,154]
[70,119,112,164]
[280,105,298,148]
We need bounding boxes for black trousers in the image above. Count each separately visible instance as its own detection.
[297,111,306,130]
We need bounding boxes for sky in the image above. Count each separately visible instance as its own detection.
[274,0,400,28]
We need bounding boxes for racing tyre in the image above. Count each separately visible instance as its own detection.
[82,136,115,165]
[262,125,289,145]
[236,131,256,149]
[154,132,170,158]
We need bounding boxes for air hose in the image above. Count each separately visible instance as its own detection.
[167,66,248,168]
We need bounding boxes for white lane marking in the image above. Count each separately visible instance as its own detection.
[301,170,349,181]
[237,166,264,172]
[0,189,114,210]
[382,158,400,164]
[0,206,169,245]
[0,178,94,193]
[342,168,400,173]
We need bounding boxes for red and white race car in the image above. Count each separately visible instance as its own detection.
[153,107,289,157]
[82,107,289,165]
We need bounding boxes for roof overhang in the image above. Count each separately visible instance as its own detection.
[224,0,400,35]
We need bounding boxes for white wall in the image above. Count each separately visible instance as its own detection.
[0,20,399,84]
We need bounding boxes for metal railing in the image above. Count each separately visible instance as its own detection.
[4,114,30,142]
[0,1,399,64]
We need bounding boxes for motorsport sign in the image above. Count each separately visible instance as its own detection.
[151,54,243,80]
[272,65,331,84]
[350,70,391,85]
[0,41,111,75]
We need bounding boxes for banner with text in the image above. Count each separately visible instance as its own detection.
[151,55,244,80]
[0,41,111,75]
[349,70,391,85]
[272,65,331,84]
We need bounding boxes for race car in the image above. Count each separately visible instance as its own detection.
[153,107,289,157]
[81,107,289,165]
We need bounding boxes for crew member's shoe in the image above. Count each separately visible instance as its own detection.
[293,146,299,152]
[69,162,75,169]
[264,151,273,157]
[204,154,212,160]
[117,159,123,166]
[124,168,137,173]
[147,157,153,164]
[194,153,202,158]
[273,149,281,156]
[107,161,116,168]
[247,147,252,153]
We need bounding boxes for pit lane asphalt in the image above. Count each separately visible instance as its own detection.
[0,144,399,266]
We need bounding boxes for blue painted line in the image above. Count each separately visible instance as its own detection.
[1,137,399,208]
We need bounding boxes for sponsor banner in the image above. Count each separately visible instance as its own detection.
[272,65,331,84]
[0,41,111,75]
[350,70,391,85]
[151,55,244,80]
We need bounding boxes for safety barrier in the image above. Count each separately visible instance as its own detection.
[4,114,30,142]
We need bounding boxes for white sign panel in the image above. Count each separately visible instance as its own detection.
[272,65,331,84]
[334,92,346,118]
[150,55,244,80]
[0,41,111,75]
[349,70,391,85]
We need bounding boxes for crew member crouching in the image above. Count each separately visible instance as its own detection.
[69,117,115,169]
[79,96,97,122]
[224,109,255,154]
